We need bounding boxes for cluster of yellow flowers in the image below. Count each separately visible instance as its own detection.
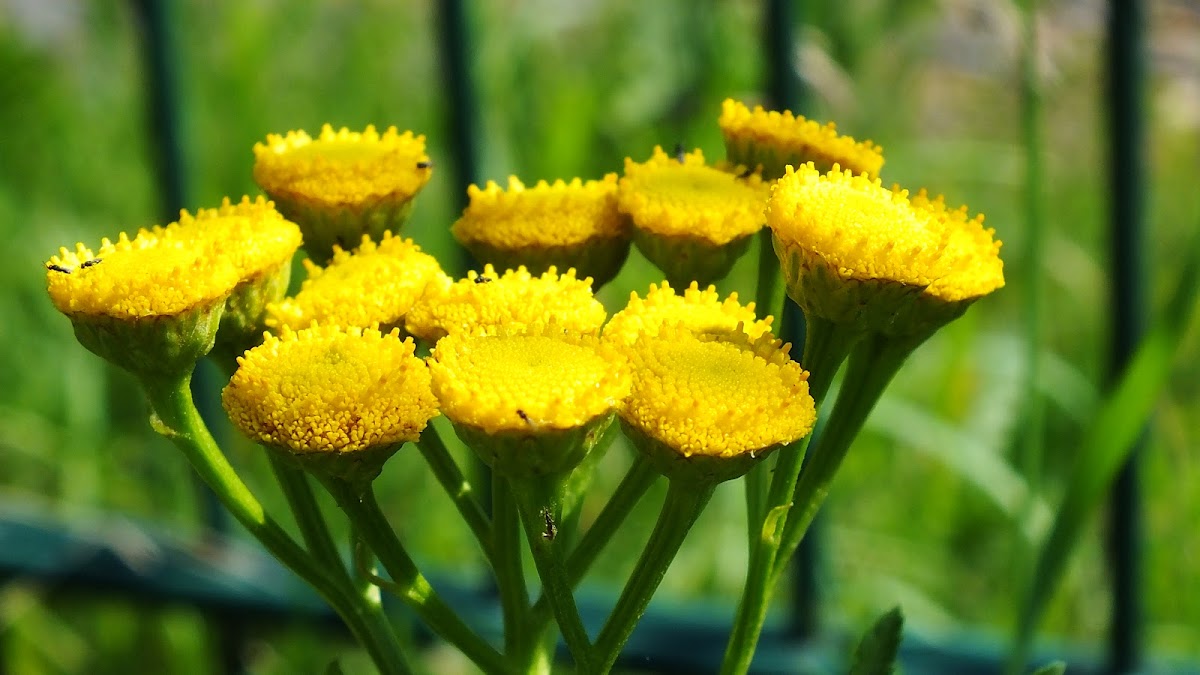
[44,98,1002,486]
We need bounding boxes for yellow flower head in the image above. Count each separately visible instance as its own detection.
[718,98,884,179]
[451,174,632,288]
[618,146,768,286]
[405,264,606,343]
[267,232,448,332]
[222,325,438,481]
[768,163,1004,338]
[429,325,628,477]
[253,124,432,263]
[165,196,303,361]
[603,281,775,347]
[621,328,815,483]
[430,327,628,435]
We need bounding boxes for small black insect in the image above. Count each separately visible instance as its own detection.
[674,142,686,163]
[516,409,533,425]
[416,160,432,169]
[540,507,557,541]
[474,276,493,284]
[80,258,103,269]
[737,167,755,179]
[46,264,72,274]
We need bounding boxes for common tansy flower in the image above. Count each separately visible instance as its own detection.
[222,325,437,454]
[603,281,774,347]
[405,264,606,343]
[267,232,448,332]
[451,174,631,287]
[768,163,1004,337]
[719,98,884,178]
[621,328,814,471]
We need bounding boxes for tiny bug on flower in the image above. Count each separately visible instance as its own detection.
[80,258,103,269]
[737,166,755,179]
[474,276,493,284]
[516,409,532,425]
[674,142,686,163]
[47,264,72,274]
[416,160,432,169]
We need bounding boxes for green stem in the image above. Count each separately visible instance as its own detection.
[268,452,346,573]
[325,479,510,675]
[529,454,659,628]
[593,478,715,674]
[492,475,533,661]
[745,230,788,531]
[417,425,493,563]
[772,333,914,580]
[142,377,414,675]
[510,477,596,672]
[721,315,865,674]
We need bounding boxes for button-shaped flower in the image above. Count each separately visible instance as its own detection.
[603,281,775,348]
[222,325,438,484]
[405,264,606,344]
[253,124,432,263]
[165,196,303,362]
[45,197,301,380]
[451,174,632,289]
[428,326,629,479]
[719,98,884,179]
[618,146,769,287]
[267,232,448,333]
[619,327,815,484]
[769,164,1004,342]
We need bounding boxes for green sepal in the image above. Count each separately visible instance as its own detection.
[632,228,754,289]
[269,194,417,265]
[621,418,777,485]
[451,410,617,481]
[848,606,904,675]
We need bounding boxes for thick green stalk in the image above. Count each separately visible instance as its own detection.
[492,475,534,662]
[510,478,596,672]
[529,454,659,627]
[745,230,788,538]
[772,334,913,579]
[721,314,860,674]
[325,479,510,675]
[417,426,493,562]
[593,479,715,674]
[143,377,414,675]
[268,453,346,573]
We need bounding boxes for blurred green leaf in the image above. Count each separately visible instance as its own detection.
[1012,235,1200,667]
[848,606,904,675]
[1030,662,1066,675]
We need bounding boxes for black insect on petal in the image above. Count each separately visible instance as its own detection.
[80,258,103,269]
[46,264,72,274]
[674,142,686,163]
[416,160,432,169]
[516,409,533,425]
[474,276,493,284]
[737,167,755,179]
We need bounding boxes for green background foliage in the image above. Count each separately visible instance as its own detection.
[2,1,1198,672]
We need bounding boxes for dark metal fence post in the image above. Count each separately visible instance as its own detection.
[762,0,823,643]
[1105,0,1146,672]
[128,2,245,673]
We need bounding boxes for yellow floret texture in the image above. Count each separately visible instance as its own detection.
[621,329,815,458]
[603,281,775,347]
[718,98,884,177]
[768,163,1004,300]
[617,146,769,245]
[405,264,606,342]
[267,232,448,331]
[452,174,628,248]
[222,325,438,453]
[253,124,431,207]
[429,328,629,435]
[165,196,303,282]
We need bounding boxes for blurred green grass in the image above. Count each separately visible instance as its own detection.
[2,1,1199,672]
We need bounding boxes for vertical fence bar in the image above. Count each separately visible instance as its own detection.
[761,0,822,642]
[128,2,244,673]
[1104,0,1146,672]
